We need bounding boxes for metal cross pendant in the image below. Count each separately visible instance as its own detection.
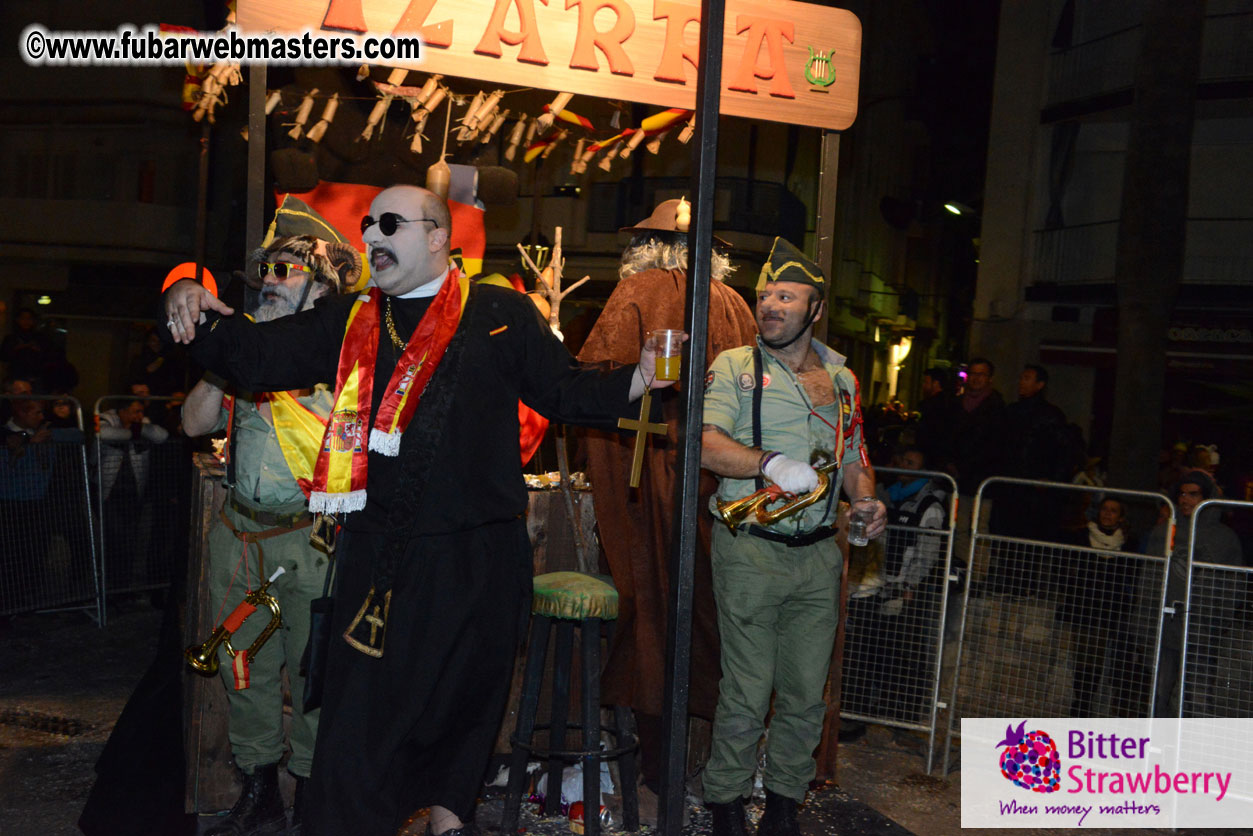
[616,388,668,488]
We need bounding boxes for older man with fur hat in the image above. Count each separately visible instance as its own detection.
[181,234,360,836]
[700,238,886,836]
[576,198,756,808]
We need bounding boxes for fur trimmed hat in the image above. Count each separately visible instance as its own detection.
[244,234,361,295]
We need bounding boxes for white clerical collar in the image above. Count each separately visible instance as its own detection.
[395,266,451,299]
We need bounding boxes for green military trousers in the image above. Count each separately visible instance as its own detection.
[703,524,842,803]
[207,501,329,777]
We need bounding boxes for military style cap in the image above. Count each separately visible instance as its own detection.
[755,237,825,292]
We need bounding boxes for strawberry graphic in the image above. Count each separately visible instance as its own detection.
[995,720,1061,793]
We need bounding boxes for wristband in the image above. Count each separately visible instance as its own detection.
[758,450,781,477]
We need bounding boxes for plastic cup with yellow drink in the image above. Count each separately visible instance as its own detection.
[646,329,687,381]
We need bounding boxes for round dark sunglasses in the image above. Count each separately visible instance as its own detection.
[361,212,440,236]
[257,261,312,280]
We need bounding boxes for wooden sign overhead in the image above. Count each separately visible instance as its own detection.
[236,0,861,130]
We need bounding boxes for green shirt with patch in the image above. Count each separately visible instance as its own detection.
[703,337,866,536]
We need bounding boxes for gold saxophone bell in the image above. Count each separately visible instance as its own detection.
[715,489,776,533]
[185,571,284,676]
[717,462,838,532]
[755,463,837,525]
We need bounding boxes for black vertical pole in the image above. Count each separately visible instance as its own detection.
[658,0,724,832]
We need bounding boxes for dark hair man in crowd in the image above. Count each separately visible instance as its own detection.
[1006,364,1069,483]
[986,363,1071,593]
[946,357,1006,576]
[575,198,756,811]
[164,184,673,836]
[1,307,54,384]
[913,366,953,471]
[1148,470,1243,717]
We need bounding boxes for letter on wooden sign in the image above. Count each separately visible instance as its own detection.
[652,0,700,83]
[322,0,366,32]
[475,0,552,65]
[728,14,796,98]
[394,0,454,47]
[567,0,636,75]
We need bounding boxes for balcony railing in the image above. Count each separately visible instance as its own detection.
[1045,27,1140,107]
[1045,12,1253,107]
[1032,219,1253,286]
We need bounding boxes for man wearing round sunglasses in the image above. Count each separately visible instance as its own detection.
[163,184,675,836]
[180,234,360,836]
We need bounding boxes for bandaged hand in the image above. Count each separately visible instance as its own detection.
[763,454,819,494]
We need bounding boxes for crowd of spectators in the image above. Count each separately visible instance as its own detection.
[850,359,1250,720]
[1,312,193,612]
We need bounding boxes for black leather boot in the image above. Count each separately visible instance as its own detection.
[707,797,748,836]
[206,763,288,836]
[288,775,307,835]
[757,790,801,836]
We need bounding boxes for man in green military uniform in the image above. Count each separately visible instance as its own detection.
[182,234,360,836]
[700,238,886,836]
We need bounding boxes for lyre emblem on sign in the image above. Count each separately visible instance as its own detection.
[805,47,838,88]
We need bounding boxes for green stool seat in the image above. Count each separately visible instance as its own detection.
[531,571,619,621]
[503,571,639,836]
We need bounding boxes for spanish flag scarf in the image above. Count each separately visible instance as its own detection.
[267,390,330,498]
[309,272,469,514]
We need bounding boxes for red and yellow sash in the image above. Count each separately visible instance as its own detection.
[220,388,330,499]
[309,272,470,514]
[267,390,331,498]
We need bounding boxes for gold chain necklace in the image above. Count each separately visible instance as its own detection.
[384,297,407,352]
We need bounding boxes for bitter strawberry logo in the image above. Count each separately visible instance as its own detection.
[996,720,1061,793]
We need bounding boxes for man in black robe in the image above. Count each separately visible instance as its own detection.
[164,184,670,836]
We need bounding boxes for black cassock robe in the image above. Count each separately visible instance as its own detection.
[187,283,635,835]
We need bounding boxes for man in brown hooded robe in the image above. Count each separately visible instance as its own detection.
[577,199,757,797]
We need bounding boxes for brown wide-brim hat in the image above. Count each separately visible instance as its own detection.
[620,198,730,248]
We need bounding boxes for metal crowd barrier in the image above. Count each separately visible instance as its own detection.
[942,477,1175,773]
[1178,498,1253,719]
[1,394,100,622]
[93,395,192,623]
[840,466,956,775]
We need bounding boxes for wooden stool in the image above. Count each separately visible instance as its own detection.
[501,572,640,836]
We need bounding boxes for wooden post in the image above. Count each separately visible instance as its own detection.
[246,64,267,262]
[813,131,840,343]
